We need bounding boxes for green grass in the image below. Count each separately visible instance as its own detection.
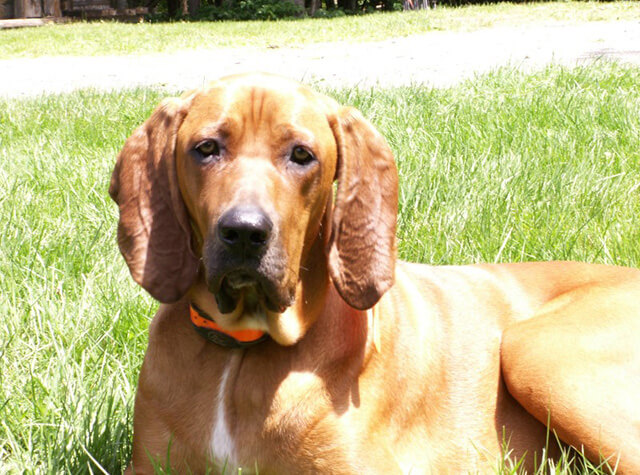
[1,62,640,472]
[331,64,640,267]
[1,1,639,59]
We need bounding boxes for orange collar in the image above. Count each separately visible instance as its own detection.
[189,304,268,348]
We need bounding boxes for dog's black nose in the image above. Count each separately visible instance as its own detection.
[217,206,273,254]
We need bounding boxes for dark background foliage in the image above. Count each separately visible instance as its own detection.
[144,0,515,22]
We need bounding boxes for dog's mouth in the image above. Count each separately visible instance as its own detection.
[213,270,285,316]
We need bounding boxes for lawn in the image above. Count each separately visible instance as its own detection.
[0,1,639,58]
[1,62,639,472]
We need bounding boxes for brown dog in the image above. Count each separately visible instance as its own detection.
[110,73,640,473]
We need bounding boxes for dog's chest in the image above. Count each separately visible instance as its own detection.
[210,362,341,471]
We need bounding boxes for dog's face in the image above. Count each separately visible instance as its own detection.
[176,76,338,338]
[110,73,398,345]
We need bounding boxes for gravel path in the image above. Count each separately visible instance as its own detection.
[1,19,640,97]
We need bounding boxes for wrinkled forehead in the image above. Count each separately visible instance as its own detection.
[180,75,336,145]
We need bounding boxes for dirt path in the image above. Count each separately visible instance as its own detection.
[1,19,639,97]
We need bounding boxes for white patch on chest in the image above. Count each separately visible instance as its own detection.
[211,363,236,466]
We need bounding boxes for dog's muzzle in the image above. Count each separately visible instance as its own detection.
[206,205,292,315]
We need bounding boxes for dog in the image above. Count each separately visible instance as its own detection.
[109,73,640,473]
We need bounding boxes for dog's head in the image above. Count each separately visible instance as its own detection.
[109,74,397,345]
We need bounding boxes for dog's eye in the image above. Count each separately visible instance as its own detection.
[290,146,314,166]
[195,140,220,161]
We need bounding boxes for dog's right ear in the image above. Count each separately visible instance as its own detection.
[109,97,199,303]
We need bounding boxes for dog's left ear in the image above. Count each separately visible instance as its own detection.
[327,107,398,310]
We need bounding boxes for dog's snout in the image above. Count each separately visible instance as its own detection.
[217,206,273,253]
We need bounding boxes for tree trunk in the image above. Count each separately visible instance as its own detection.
[166,0,177,15]
[306,0,319,15]
[187,0,198,15]
[43,0,61,14]
[15,0,42,17]
[0,0,14,18]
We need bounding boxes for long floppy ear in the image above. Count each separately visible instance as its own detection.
[109,97,199,303]
[327,107,398,310]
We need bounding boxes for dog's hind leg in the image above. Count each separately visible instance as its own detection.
[501,279,640,473]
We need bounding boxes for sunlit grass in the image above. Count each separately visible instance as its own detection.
[1,62,639,472]
[0,1,639,58]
